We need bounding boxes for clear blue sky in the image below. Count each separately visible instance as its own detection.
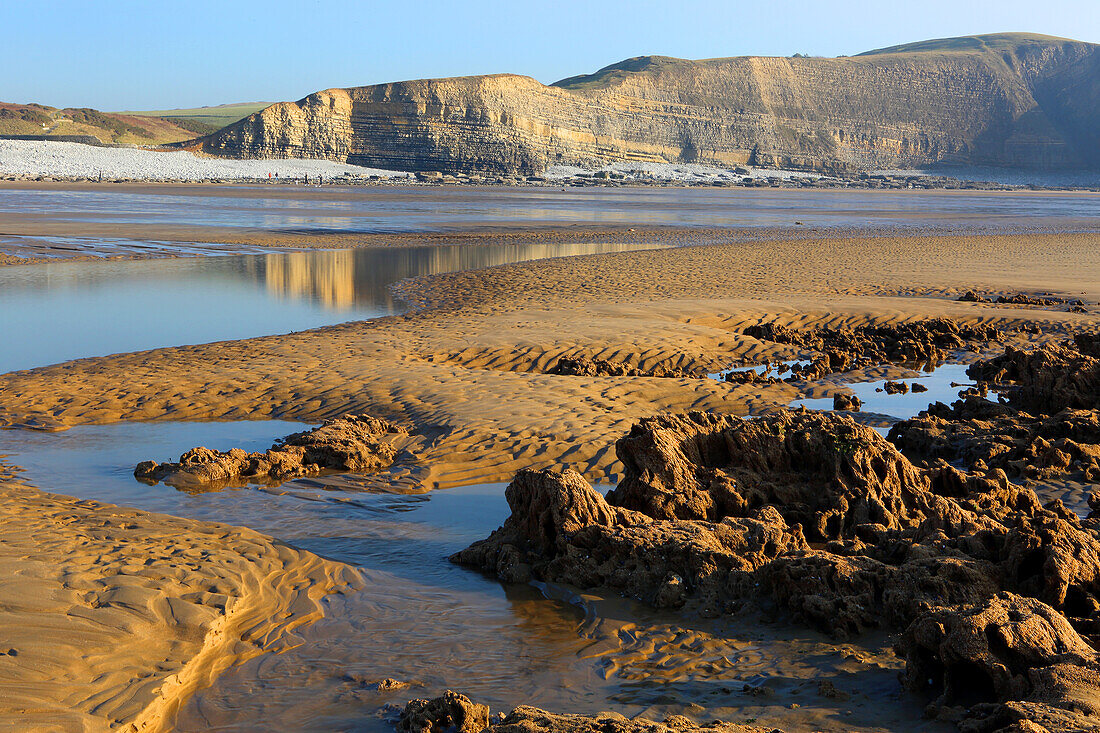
[2,0,1097,110]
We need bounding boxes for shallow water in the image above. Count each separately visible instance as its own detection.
[4,185,1100,233]
[0,241,664,374]
[792,363,978,423]
[0,420,944,732]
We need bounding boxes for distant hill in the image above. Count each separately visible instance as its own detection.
[0,102,199,145]
[201,32,1100,174]
[122,102,270,136]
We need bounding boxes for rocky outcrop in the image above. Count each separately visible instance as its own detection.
[968,336,1100,414]
[399,691,490,733]
[888,397,1100,482]
[397,692,776,733]
[743,318,1002,381]
[958,291,1089,307]
[890,335,1100,484]
[548,357,695,378]
[897,593,1100,731]
[455,409,1100,640]
[134,415,406,489]
[201,34,1100,175]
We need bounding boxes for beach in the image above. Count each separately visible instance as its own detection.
[1,182,1098,731]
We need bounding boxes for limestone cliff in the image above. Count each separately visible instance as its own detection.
[202,33,1100,174]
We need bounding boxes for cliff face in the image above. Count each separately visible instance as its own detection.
[202,33,1100,174]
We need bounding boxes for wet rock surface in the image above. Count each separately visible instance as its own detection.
[742,318,1001,382]
[399,691,491,733]
[897,592,1100,731]
[890,335,1100,484]
[455,404,1100,729]
[456,409,1100,639]
[548,357,697,379]
[396,692,776,733]
[134,415,406,489]
[833,393,862,411]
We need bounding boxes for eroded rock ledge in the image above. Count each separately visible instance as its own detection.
[741,318,1002,381]
[890,335,1100,484]
[135,415,406,489]
[898,592,1100,731]
[397,691,776,733]
[453,407,1100,730]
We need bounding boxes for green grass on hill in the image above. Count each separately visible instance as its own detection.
[121,102,269,131]
[857,32,1080,56]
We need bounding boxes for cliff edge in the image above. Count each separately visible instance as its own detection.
[202,33,1100,174]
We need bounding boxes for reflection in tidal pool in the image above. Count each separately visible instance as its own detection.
[0,241,665,374]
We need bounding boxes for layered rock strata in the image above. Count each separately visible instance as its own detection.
[201,34,1100,175]
[135,415,406,489]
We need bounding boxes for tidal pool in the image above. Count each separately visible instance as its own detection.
[0,420,944,733]
[0,241,664,374]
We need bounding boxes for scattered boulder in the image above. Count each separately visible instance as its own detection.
[833,393,861,411]
[883,381,909,395]
[134,415,406,489]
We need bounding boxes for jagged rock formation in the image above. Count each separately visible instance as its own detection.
[454,410,1100,640]
[547,356,696,378]
[134,415,406,489]
[397,692,776,733]
[897,593,1100,731]
[202,33,1100,174]
[890,335,1100,483]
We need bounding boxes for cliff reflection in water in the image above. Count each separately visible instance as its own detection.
[1,240,665,374]
[250,241,666,312]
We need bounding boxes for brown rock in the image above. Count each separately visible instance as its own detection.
[399,691,490,733]
[897,592,1100,731]
[968,338,1100,414]
[457,408,1100,640]
[889,397,1100,483]
[134,414,406,489]
[832,393,862,411]
[548,357,694,378]
[397,693,776,733]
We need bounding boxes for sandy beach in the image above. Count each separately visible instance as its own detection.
[1,187,1099,730]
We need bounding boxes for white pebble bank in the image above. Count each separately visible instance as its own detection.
[0,140,411,181]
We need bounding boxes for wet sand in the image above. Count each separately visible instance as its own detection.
[2,231,1097,485]
[0,466,359,731]
[1,206,1099,730]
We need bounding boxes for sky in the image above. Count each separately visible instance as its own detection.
[2,0,1098,111]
